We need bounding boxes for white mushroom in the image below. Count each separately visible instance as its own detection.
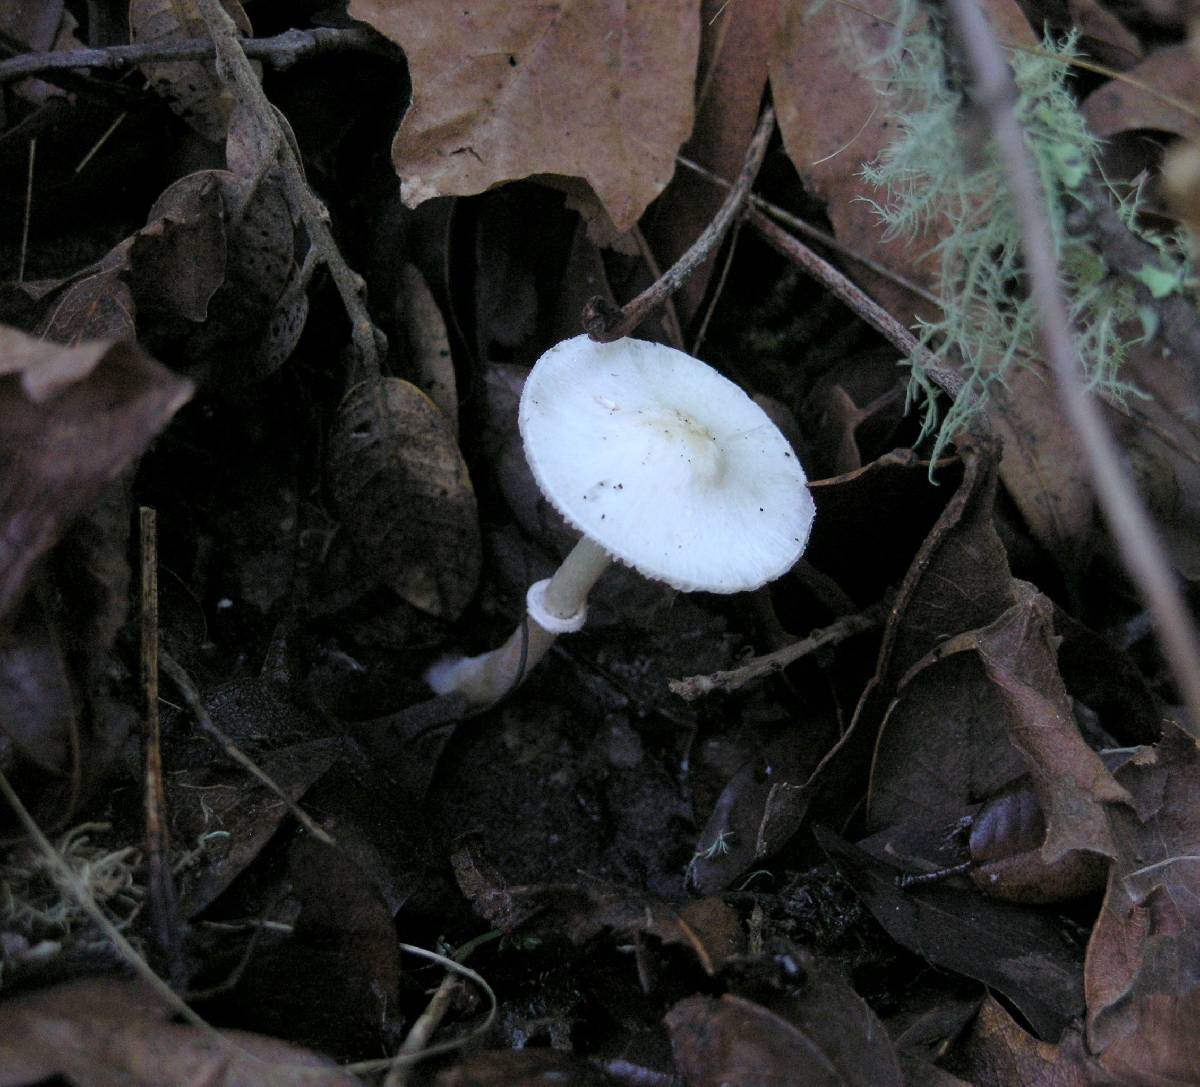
[426,334,816,705]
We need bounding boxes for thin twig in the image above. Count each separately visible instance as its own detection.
[139,508,185,989]
[0,25,387,84]
[630,223,686,350]
[669,601,888,701]
[159,651,336,847]
[383,931,504,1087]
[582,104,776,341]
[690,216,743,356]
[0,766,210,1034]
[0,767,366,1081]
[17,137,34,282]
[680,156,1200,466]
[675,154,943,310]
[749,208,969,406]
[193,0,384,378]
[945,0,1200,732]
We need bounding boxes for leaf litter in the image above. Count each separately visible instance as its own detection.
[0,1,1199,1084]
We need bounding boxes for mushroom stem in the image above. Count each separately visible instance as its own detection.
[542,535,612,617]
[425,536,612,705]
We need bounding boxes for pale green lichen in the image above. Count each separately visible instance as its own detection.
[0,822,143,983]
[860,10,1192,463]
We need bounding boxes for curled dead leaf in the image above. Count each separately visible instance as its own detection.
[0,326,192,625]
[130,0,256,143]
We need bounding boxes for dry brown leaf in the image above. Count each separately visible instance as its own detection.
[950,995,1099,1086]
[642,0,778,323]
[38,272,136,345]
[327,378,481,619]
[242,273,309,383]
[0,594,76,774]
[819,827,1086,1041]
[1082,45,1200,141]
[130,0,255,143]
[1066,0,1142,68]
[350,0,701,232]
[396,263,458,433]
[1,0,68,106]
[0,327,192,625]
[171,739,341,918]
[769,0,1035,321]
[0,977,359,1087]
[666,962,904,1087]
[452,846,741,975]
[0,1,63,52]
[990,366,1096,578]
[867,648,1028,833]
[971,586,1131,869]
[770,0,936,322]
[768,0,1036,357]
[747,441,1010,868]
[131,174,229,328]
[1085,722,1200,1083]
[133,169,303,380]
[1165,139,1200,240]
[1109,344,1200,584]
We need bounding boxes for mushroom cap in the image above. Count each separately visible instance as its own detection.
[518,335,815,593]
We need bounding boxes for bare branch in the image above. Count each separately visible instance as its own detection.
[193,0,384,378]
[582,104,776,342]
[945,0,1200,732]
[749,208,970,408]
[670,602,887,701]
[0,25,388,84]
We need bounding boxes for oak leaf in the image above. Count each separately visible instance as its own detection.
[349,0,701,231]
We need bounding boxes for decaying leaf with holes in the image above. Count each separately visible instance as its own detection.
[327,378,481,619]
[129,0,257,143]
[139,169,302,381]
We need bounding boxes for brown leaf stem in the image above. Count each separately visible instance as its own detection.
[582,104,776,342]
[944,0,1200,732]
[0,25,389,83]
[676,154,944,311]
[193,0,384,379]
[749,209,969,407]
[139,507,185,991]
